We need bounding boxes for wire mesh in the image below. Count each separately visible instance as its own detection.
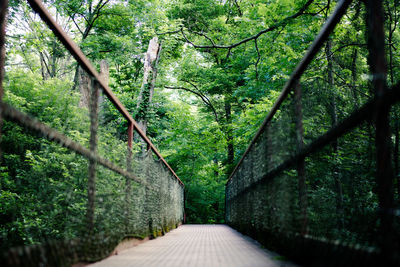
[226,0,400,265]
[0,1,184,265]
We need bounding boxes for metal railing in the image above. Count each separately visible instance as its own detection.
[0,0,184,265]
[227,0,352,184]
[226,0,399,265]
[25,0,183,186]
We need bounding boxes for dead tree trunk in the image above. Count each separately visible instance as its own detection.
[135,37,161,136]
[99,59,108,106]
[79,67,91,108]
[79,60,109,109]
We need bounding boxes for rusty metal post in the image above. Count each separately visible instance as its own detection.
[0,0,8,162]
[128,122,133,149]
[0,0,7,97]
[366,0,397,259]
[126,122,133,232]
[87,77,99,234]
[294,81,308,235]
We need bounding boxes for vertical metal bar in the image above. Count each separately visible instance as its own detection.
[366,0,397,258]
[126,122,133,232]
[0,0,7,98]
[294,81,308,235]
[128,122,133,149]
[87,77,99,234]
[0,0,8,162]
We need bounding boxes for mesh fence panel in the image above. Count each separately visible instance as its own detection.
[0,6,184,265]
[226,37,400,265]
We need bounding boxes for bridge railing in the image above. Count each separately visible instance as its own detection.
[0,0,184,265]
[226,0,400,265]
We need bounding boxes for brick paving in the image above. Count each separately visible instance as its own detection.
[90,225,294,267]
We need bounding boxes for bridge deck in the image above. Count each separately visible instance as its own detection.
[90,225,292,267]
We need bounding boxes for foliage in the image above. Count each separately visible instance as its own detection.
[1,0,400,252]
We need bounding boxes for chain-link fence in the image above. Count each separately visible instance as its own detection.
[226,0,400,265]
[0,0,184,266]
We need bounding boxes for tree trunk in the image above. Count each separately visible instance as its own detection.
[366,0,397,256]
[79,67,91,108]
[39,52,46,80]
[224,98,234,172]
[386,1,400,200]
[79,60,109,109]
[213,157,219,177]
[326,39,344,231]
[395,120,400,200]
[351,48,359,108]
[99,59,109,106]
[51,39,56,78]
[135,37,161,135]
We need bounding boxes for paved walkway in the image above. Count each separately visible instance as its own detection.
[90,225,293,267]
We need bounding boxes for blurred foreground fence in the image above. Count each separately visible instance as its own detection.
[0,0,184,266]
[226,0,400,266]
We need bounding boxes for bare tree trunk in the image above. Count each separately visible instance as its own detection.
[79,60,109,109]
[99,59,108,106]
[99,60,109,85]
[135,37,161,135]
[79,67,91,108]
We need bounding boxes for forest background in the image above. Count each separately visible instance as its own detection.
[1,0,400,248]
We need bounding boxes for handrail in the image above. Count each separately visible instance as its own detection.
[27,0,183,186]
[227,82,400,193]
[227,0,352,184]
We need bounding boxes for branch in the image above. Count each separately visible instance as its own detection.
[314,42,367,61]
[82,0,110,39]
[232,0,242,16]
[70,15,83,35]
[156,29,181,36]
[181,0,314,50]
[254,39,260,80]
[191,31,217,47]
[165,85,219,122]
[39,52,51,76]
[182,80,217,109]
[92,0,110,21]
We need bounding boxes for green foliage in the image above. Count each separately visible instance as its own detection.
[157,100,226,223]
[3,0,400,249]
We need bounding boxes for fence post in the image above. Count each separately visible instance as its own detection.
[0,0,8,162]
[366,0,397,259]
[87,77,100,235]
[126,122,133,232]
[294,81,308,235]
